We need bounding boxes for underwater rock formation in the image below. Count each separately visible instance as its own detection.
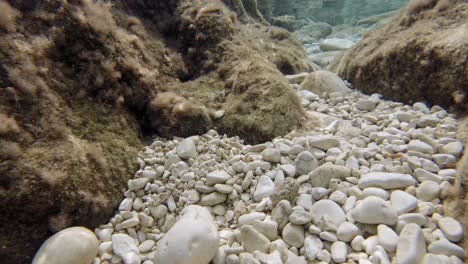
[330,0,467,113]
[0,0,312,262]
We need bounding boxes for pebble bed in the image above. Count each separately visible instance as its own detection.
[93,85,465,264]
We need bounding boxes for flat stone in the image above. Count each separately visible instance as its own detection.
[261,148,281,163]
[128,178,149,191]
[138,240,155,253]
[310,199,346,226]
[398,213,428,226]
[358,172,416,189]
[239,225,270,253]
[414,168,444,183]
[351,196,398,225]
[337,222,359,242]
[377,224,398,252]
[432,154,456,166]
[396,111,413,122]
[254,175,276,202]
[421,254,451,264]
[427,240,464,258]
[279,164,297,177]
[320,38,355,51]
[112,234,140,264]
[289,211,313,225]
[396,223,426,264]
[331,241,347,263]
[252,219,278,241]
[206,171,231,185]
[32,227,99,264]
[309,164,351,188]
[282,223,305,248]
[214,184,233,194]
[287,251,307,264]
[308,135,340,150]
[200,192,227,206]
[390,190,418,215]
[176,138,198,159]
[154,205,219,264]
[438,217,464,242]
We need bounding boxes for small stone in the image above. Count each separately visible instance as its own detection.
[310,199,346,226]
[427,240,464,258]
[254,176,275,202]
[390,190,417,215]
[319,231,337,242]
[414,168,444,183]
[128,178,149,191]
[289,211,313,225]
[331,241,347,263]
[149,205,168,219]
[261,148,281,163]
[154,205,220,264]
[138,240,155,253]
[396,223,426,264]
[356,99,378,111]
[176,138,198,159]
[337,222,359,242]
[279,164,297,177]
[200,192,227,206]
[215,184,234,194]
[308,135,340,150]
[304,235,323,261]
[112,233,140,264]
[396,111,413,122]
[252,219,278,241]
[377,224,398,252]
[351,196,397,225]
[238,212,266,226]
[440,142,463,157]
[358,172,416,189]
[32,227,99,264]
[282,223,305,248]
[416,181,440,202]
[421,254,451,264]
[295,151,317,175]
[239,225,270,253]
[408,140,434,155]
[206,171,231,185]
[399,213,428,226]
[438,217,464,242]
[309,164,351,188]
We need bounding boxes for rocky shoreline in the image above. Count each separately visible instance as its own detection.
[34,78,465,263]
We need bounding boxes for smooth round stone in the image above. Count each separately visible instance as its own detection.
[331,241,347,263]
[310,164,351,188]
[128,178,149,191]
[355,99,378,111]
[351,197,398,225]
[408,140,434,154]
[390,190,418,215]
[398,213,428,226]
[32,227,98,264]
[377,224,398,252]
[416,181,440,202]
[200,192,227,206]
[238,212,266,226]
[396,224,426,264]
[254,175,275,202]
[427,240,464,258]
[154,205,219,264]
[252,219,278,241]
[289,211,313,225]
[308,135,340,150]
[337,222,359,242]
[176,138,198,159]
[421,253,451,264]
[396,111,413,122]
[261,148,281,163]
[438,217,464,242]
[282,223,305,248]
[310,200,346,226]
[295,151,318,175]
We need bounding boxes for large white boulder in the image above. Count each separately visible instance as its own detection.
[32,227,98,264]
[153,205,220,264]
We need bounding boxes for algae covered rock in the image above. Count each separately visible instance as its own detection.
[331,0,468,113]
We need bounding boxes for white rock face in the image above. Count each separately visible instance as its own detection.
[358,172,416,189]
[310,200,346,226]
[112,234,140,264]
[437,217,464,242]
[396,223,426,264]
[254,176,276,202]
[176,138,198,159]
[351,197,398,225]
[32,227,98,264]
[153,205,220,264]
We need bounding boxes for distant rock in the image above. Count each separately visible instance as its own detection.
[320,38,355,51]
[300,70,351,96]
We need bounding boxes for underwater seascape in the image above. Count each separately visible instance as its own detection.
[0,0,466,263]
